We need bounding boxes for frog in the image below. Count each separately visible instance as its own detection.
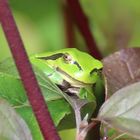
[30,48,103,102]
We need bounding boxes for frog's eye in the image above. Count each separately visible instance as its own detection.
[63,53,82,70]
[63,53,73,64]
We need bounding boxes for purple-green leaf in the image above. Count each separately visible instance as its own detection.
[102,48,140,97]
[0,99,32,140]
[98,81,140,139]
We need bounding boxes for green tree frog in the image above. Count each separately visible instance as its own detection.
[30,48,103,101]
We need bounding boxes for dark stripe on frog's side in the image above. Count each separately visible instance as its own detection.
[36,53,64,60]
[36,53,83,71]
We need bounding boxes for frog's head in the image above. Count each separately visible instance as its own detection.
[31,48,103,86]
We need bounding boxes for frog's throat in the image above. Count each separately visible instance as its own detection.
[56,67,92,87]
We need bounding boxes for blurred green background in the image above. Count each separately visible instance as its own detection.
[1,0,140,139]
[1,0,140,60]
[0,0,66,61]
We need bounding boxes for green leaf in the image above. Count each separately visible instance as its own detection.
[0,72,27,106]
[34,66,63,101]
[0,99,33,140]
[0,58,96,139]
[47,99,71,125]
[0,58,19,77]
[0,59,72,139]
[98,82,140,139]
[0,58,63,102]
[16,106,43,140]
[16,99,71,140]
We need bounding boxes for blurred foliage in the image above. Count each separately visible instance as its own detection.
[1,0,140,139]
[0,0,65,60]
[81,0,140,55]
[1,0,140,58]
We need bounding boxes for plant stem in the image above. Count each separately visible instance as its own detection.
[0,0,60,140]
[67,0,102,59]
[63,3,75,48]
[75,108,82,139]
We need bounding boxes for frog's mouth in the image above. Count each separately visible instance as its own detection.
[56,67,92,87]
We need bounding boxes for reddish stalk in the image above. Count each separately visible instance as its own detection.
[0,0,60,140]
[63,3,75,48]
[67,0,102,59]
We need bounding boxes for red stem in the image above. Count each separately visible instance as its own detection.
[0,0,60,140]
[63,3,75,48]
[67,0,102,59]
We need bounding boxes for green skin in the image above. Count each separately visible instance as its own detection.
[30,48,103,101]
